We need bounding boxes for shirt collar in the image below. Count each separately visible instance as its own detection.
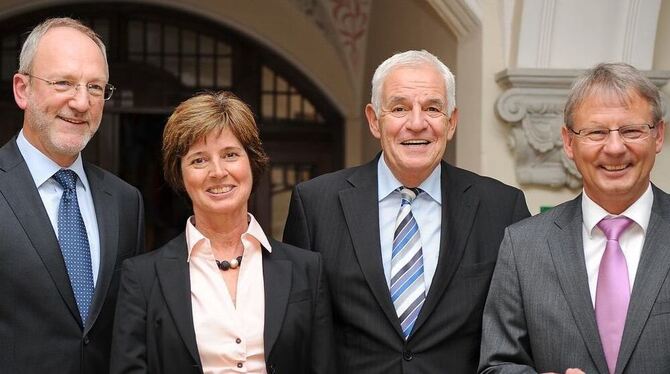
[377,152,441,203]
[581,183,653,237]
[16,129,89,191]
[185,213,272,262]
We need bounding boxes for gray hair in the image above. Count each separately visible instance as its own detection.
[370,50,456,118]
[19,17,108,77]
[564,62,663,128]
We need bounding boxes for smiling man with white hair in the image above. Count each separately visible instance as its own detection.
[284,49,530,373]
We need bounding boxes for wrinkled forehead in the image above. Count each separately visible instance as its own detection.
[381,64,446,101]
[577,86,647,111]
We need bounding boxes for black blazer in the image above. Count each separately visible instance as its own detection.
[283,157,530,373]
[0,137,145,374]
[110,233,335,374]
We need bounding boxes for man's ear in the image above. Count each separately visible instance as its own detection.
[446,107,459,141]
[13,73,30,110]
[561,125,575,160]
[365,104,381,139]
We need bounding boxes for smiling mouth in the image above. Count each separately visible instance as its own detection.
[207,186,234,194]
[58,116,87,125]
[401,140,430,145]
[601,164,628,172]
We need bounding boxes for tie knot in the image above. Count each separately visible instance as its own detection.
[399,187,421,203]
[53,169,78,191]
[597,216,633,241]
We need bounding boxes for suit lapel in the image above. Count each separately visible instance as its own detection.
[617,187,670,373]
[262,242,292,358]
[413,163,479,334]
[84,163,119,333]
[155,234,201,365]
[0,139,80,324]
[547,197,609,374]
[339,159,404,338]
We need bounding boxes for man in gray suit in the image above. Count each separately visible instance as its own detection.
[0,18,144,373]
[480,62,669,374]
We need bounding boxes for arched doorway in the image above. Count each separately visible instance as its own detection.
[0,3,344,248]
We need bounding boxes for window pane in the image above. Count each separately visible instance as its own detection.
[200,35,214,55]
[276,75,288,92]
[217,41,231,55]
[276,94,288,119]
[164,26,179,54]
[262,66,273,91]
[128,21,143,53]
[165,56,179,79]
[182,30,196,54]
[146,22,161,53]
[290,94,301,120]
[200,56,214,87]
[181,57,196,86]
[262,94,273,118]
[216,57,231,87]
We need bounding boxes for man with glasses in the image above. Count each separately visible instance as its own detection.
[283,50,530,373]
[0,18,144,374]
[480,62,669,374]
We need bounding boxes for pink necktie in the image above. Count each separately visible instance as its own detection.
[596,216,633,374]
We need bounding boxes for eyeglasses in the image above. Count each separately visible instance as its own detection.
[380,106,448,119]
[567,123,657,144]
[22,73,115,101]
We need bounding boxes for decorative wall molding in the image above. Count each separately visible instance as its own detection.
[496,68,670,188]
[425,0,481,41]
[291,0,371,88]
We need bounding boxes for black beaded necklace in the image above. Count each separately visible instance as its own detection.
[216,256,243,271]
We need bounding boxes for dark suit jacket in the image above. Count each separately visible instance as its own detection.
[110,233,335,374]
[282,157,530,373]
[480,187,670,374]
[0,137,145,374]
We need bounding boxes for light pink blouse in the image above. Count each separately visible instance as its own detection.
[185,214,272,373]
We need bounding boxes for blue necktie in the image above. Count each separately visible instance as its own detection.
[53,169,94,325]
[390,187,426,339]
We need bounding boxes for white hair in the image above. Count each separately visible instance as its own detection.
[370,50,456,117]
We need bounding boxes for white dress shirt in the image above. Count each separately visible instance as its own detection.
[377,154,442,292]
[16,130,101,284]
[581,184,653,307]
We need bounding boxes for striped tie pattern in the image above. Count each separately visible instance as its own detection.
[390,187,425,339]
[53,169,94,326]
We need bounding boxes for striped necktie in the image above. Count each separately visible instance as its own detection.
[390,187,426,339]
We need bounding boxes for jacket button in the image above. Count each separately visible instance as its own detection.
[403,350,413,361]
[83,336,90,345]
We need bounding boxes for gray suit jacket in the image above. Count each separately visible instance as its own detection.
[480,186,670,374]
[0,137,145,374]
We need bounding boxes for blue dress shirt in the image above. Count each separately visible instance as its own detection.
[16,130,101,285]
[377,154,441,292]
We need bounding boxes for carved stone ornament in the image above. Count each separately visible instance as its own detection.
[496,68,670,188]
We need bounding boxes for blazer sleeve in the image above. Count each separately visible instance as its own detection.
[283,185,312,250]
[512,189,531,223]
[478,228,538,374]
[110,259,149,374]
[310,253,336,374]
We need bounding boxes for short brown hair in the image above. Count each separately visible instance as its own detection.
[162,91,269,193]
